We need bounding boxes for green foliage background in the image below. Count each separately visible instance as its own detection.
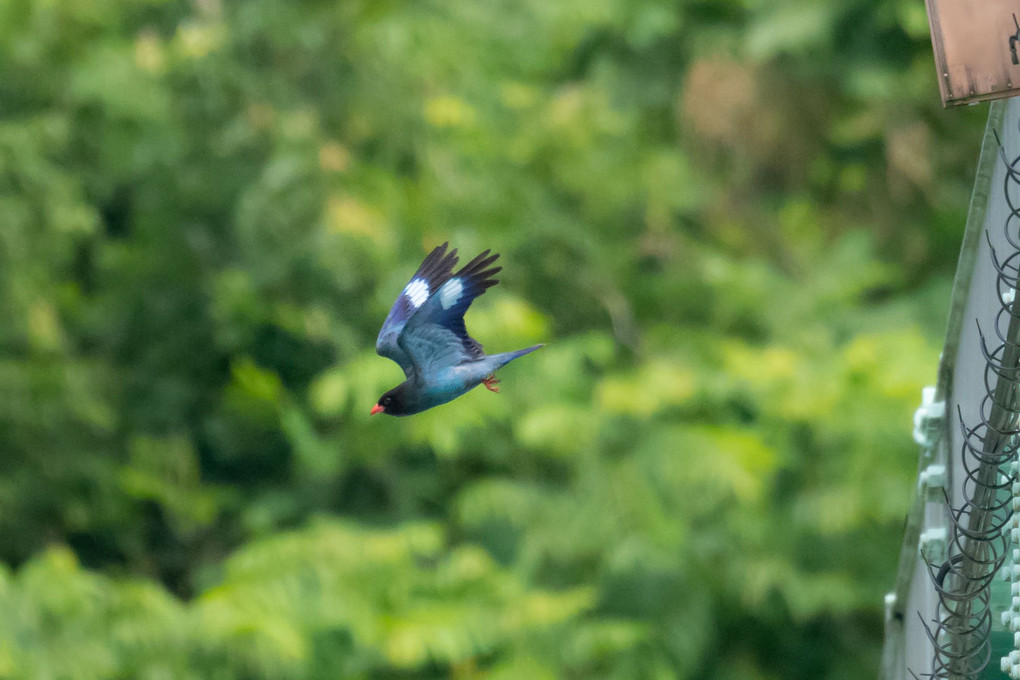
[0,0,988,678]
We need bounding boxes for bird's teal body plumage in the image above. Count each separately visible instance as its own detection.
[405,344,543,415]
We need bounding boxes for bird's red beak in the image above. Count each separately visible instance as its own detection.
[370,404,385,415]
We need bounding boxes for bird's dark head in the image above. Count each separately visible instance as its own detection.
[371,384,412,417]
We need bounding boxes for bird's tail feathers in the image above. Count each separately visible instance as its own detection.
[491,343,544,367]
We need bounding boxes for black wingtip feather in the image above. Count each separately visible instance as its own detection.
[476,266,501,289]
[417,245,504,301]
[458,250,497,271]
[414,242,459,287]
[455,250,501,286]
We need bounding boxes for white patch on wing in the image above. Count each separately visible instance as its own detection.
[440,278,463,310]
[403,278,429,308]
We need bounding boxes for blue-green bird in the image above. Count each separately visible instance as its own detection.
[371,243,543,416]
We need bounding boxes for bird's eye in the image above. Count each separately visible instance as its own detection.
[382,396,392,406]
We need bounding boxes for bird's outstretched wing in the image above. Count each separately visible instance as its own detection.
[398,249,501,373]
[376,242,459,376]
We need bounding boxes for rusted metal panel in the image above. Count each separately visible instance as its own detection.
[926,0,1020,106]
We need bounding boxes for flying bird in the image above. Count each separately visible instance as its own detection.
[371,242,543,416]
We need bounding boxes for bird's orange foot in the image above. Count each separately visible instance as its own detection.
[482,375,501,392]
